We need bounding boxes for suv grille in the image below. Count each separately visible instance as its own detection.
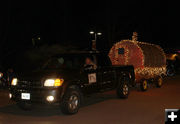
[18,81,42,88]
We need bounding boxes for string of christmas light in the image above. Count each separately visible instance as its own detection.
[108,34,166,82]
[135,66,166,80]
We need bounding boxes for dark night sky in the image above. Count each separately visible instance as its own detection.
[0,0,179,54]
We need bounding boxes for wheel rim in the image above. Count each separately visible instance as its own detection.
[158,78,162,86]
[68,95,79,110]
[167,69,175,76]
[123,84,128,95]
[143,80,147,89]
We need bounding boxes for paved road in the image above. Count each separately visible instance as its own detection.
[0,76,180,124]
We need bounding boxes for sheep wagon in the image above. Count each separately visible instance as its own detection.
[108,39,166,91]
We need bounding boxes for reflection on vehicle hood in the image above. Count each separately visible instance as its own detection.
[16,69,80,82]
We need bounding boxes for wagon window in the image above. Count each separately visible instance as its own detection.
[118,48,125,54]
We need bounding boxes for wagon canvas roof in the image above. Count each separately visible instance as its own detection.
[109,39,166,67]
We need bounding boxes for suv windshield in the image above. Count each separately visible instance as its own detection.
[42,56,83,70]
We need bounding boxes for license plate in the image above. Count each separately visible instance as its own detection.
[21,93,30,100]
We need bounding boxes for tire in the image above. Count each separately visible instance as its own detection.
[166,65,175,76]
[60,86,81,115]
[17,101,32,111]
[116,78,130,99]
[140,80,148,91]
[156,77,163,88]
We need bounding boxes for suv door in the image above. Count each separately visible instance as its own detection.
[97,54,116,90]
[81,54,102,94]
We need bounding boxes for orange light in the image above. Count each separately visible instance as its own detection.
[54,79,64,87]
[171,54,177,60]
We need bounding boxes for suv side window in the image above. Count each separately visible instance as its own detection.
[97,54,112,67]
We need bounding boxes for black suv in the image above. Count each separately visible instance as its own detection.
[9,51,135,114]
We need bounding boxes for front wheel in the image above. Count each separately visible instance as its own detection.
[116,78,130,99]
[60,87,81,115]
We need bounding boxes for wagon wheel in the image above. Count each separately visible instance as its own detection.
[156,77,163,88]
[140,80,148,91]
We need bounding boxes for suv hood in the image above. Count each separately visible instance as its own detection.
[16,69,80,82]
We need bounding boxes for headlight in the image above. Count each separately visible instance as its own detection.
[44,78,64,87]
[11,78,18,86]
[0,72,3,78]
